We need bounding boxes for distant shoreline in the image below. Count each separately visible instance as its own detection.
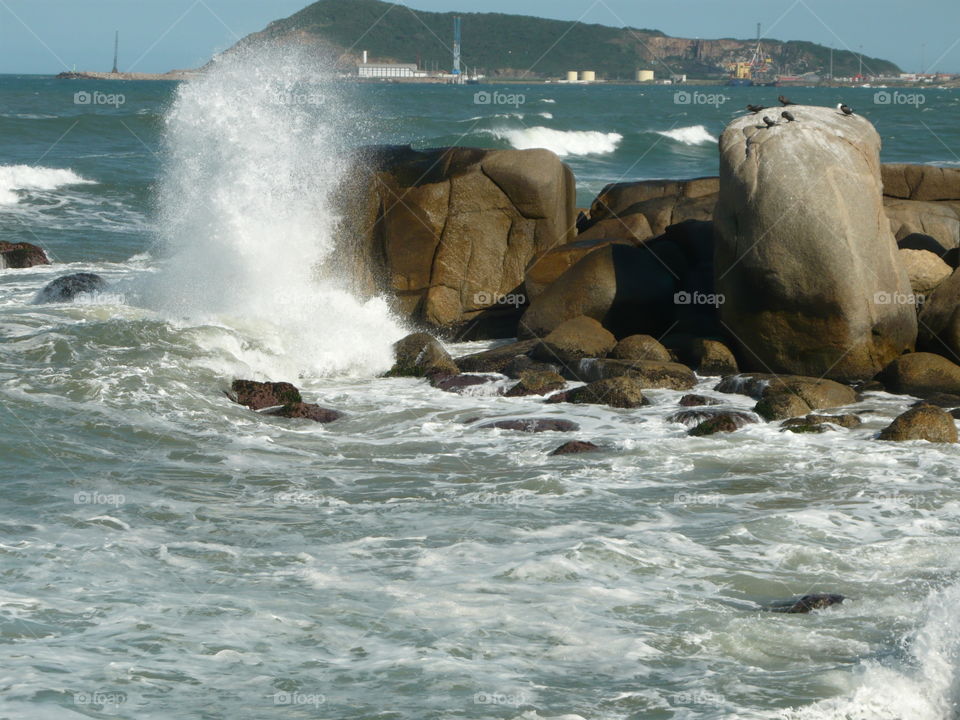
[56,70,199,82]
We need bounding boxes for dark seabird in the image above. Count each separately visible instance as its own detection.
[838,103,854,116]
[781,111,796,122]
[778,95,796,106]
[746,104,765,113]
[762,116,778,128]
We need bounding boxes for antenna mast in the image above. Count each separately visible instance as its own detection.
[452,17,462,80]
[111,30,119,74]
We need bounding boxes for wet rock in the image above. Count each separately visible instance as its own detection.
[899,248,952,295]
[878,404,958,443]
[576,358,696,390]
[668,408,757,429]
[431,373,501,394]
[878,352,960,398]
[262,402,342,423]
[769,593,844,614]
[531,315,616,366]
[33,273,106,303]
[454,339,538,373]
[688,412,756,436]
[504,370,566,397]
[479,418,580,433]
[782,413,863,430]
[911,392,960,409]
[717,374,857,421]
[549,440,601,456]
[0,241,49,269]
[782,422,831,434]
[502,354,560,380]
[229,380,302,410]
[609,334,672,362]
[563,376,648,408]
[386,332,459,377]
[678,394,721,407]
[755,392,815,421]
[691,338,738,376]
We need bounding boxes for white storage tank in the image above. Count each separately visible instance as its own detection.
[581,70,596,82]
[636,69,654,82]
[566,71,579,82]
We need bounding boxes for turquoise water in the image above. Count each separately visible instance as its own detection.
[1,65,960,720]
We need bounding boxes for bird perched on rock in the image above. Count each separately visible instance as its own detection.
[762,116,778,128]
[746,104,765,113]
[781,111,796,122]
[778,95,796,106]
[837,103,854,116]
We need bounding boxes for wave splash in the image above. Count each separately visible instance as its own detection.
[490,126,622,156]
[0,165,93,205]
[655,124,718,146]
[144,44,405,378]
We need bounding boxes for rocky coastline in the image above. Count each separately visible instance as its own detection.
[16,104,960,445]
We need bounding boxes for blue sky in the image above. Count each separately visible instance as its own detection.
[1,0,957,75]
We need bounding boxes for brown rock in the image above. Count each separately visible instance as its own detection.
[691,339,738,376]
[454,339,538,374]
[577,358,697,390]
[431,373,501,393]
[668,409,757,428]
[263,402,342,423]
[781,413,862,429]
[878,404,958,443]
[882,164,960,202]
[609,334,672,362]
[688,413,755,436]
[504,370,566,397]
[678,394,721,406]
[479,418,580,432]
[755,393,812,421]
[229,380,302,410]
[917,268,960,361]
[531,316,616,366]
[564,376,648,408]
[387,332,459,377]
[877,352,960,397]
[899,248,952,295]
[0,241,49,269]
[524,238,635,299]
[549,440,601,456]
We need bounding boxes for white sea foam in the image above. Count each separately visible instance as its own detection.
[538,112,553,119]
[490,126,622,156]
[655,124,718,146]
[144,44,406,378]
[0,165,94,205]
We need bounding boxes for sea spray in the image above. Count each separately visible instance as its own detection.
[145,44,406,378]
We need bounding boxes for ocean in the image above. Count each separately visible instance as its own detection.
[1,58,960,720]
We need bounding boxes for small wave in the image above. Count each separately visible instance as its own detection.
[655,124,718,146]
[540,98,556,104]
[0,165,95,205]
[538,112,553,119]
[490,127,622,157]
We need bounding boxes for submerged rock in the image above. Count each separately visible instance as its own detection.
[668,409,757,429]
[479,418,579,433]
[33,273,106,303]
[678,394,721,407]
[504,369,565,397]
[262,402,342,423]
[717,374,857,421]
[878,404,958,443]
[229,380,302,410]
[877,352,960,398]
[549,440,601,456]
[430,373,501,394]
[685,411,758,436]
[576,358,696,390]
[781,413,863,430]
[454,339,538,374]
[562,376,649,408]
[0,241,49,269]
[768,593,844,614]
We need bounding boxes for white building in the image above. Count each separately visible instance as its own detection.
[358,63,422,78]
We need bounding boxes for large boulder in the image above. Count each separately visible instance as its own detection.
[716,373,857,421]
[33,273,107,303]
[586,177,719,228]
[524,237,634,299]
[877,353,960,397]
[878,404,958,443]
[454,339,538,374]
[917,268,960,360]
[561,376,649,408]
[229,379,302,410]
[714,106,917,381]
[0,241,49,269]
[577,358,697,389]
[609,334,673,362]
[899,248,952,295]
[885,198,960,253]
[335,145,576,338]
[882,164,960,202]
[519,240,686,339]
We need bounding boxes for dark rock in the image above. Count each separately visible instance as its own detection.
[33,273,106,303]
[564,376,648,408]
[386,332,458,377]
[479,418,580,433]
[670,409,757,430]
[576,358,697,390]
[755,393,814,421]
[678,394,721,407]
[782,413,863,429]
[911,392,960,409]
[504,369,565,397]
[455,339,538,374]
[877,352,960,397]
[689,413,754,436]
[262,402,342,423]
[691,338,738,376]
[0,241,49,269]
[431,373,501,394]
[229,380,302,410]
[717,374,857,420]
[549,440,601,456]
[878,404,958,443]
[855,379,886,393]
[769,593,844,614]
[782,423,831,434]
[917,269,960,361]
[502,354,559,379]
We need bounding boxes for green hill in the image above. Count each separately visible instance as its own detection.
[233,0,901,80]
